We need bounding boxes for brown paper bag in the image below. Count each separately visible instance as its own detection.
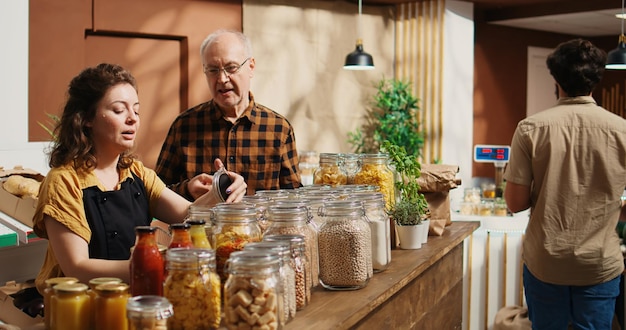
[416,164,460,236]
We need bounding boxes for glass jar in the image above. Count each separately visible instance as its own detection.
[298,150,320,186]
[245,241,296,324]
[255,189,292,201]
[352,153,395,209]
[51,282,91,330]
[224,251,282,330]
[186,204,214,247]
[263,234,310,311]
[168,223,193,249]
[340,153,362,184]
[242,195,272,232]
[352,192,391,272]
[265,204,319,289]
[126,295,173,330]
[463,187,482,204]
[478,200,494,216]
[186,220,212,248]
[318,200,372,290]
[94,283,130,330]
[494,197,508,216]
[164,248,221,329]
[211,203,263,281]
[130,226,164,297]
[43,277,78,330]
[313,153,348,186]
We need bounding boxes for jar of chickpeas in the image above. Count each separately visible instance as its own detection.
[223,251,282,330]
[313,153,348,186]
[353,153,395,209]
[164,248,221,330]
[126,295,173,330]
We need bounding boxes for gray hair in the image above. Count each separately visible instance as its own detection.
[200,29,253,65]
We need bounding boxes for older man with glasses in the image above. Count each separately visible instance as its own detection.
[156,29,302,199]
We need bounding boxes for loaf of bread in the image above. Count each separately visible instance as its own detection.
[3,175,41,198]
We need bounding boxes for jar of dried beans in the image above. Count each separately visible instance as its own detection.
[318,200,372,290]
[263,234,310,311]
[224,251,282,330]
[211,203,262,282]
[353,153,395,209]
[265,204,319,289]
[313,153,348,186]
[164,248,221,329]
[244,241,296,324]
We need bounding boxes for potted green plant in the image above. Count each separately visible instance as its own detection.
[381,141,429,249]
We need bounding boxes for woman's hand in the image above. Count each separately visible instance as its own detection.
[192,159,247,205]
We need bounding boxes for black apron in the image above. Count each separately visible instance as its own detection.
[82,173,151,260]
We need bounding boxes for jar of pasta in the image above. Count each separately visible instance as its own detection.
[223,251,281,330]
[211,203,263,281]
[353,153,395,209]
[93,283,130,330]
[265,204,319,289]
[318,200,372,290]
[313,153,348,186]
[263,234,310,311]
[164,248,221,329]
[244,241,296,325]
[126,295,173,330]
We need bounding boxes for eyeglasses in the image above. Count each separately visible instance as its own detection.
[203,57,250,77]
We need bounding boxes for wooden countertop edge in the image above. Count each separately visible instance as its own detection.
[285,220,480,329]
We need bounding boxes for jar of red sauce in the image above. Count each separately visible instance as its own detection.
[130,226,164,296]
[168,222,193,249]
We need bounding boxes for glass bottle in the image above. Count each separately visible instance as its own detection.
[353,153,395,209]
[130,226,164,297]
[223,251,282,330]
[126,295,173,330]
[245,241,296,324]
[51,282,91,330]
[263,234,310,310]
[186,204,214,246]
[313,153,348,186]
[211,203,263,281]
[318,200,372,290]
[164,248,221,329]
[186,219,212,248]
[265,204,319,289]
[168,223,193,249]
[94,283,130,330]
[43,276,78,330]
[352,192,391,272]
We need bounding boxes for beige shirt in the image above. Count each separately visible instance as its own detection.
[504,96,626,285]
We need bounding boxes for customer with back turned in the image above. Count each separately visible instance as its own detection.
[155,29,301,198]
[33,63,247,293]
[504,38,626,329]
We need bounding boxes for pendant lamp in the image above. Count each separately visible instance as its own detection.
[606,0,626,69]
[344,0,375,70]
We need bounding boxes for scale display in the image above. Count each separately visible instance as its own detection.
[473,145,510,163]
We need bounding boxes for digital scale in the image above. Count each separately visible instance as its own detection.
[473,144,510,197]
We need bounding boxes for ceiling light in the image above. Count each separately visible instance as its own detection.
[344,0,374,70]
[606,0,626,69]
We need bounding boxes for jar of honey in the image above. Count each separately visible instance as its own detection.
[51,282,91,330]
[94,283,130,330]
[43,277,78,330]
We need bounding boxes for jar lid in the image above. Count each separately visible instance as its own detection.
[166,247,215,263]
[44,277,79,287]
[212,167,232,202]
[94,282,129,294]
[212,202,258,219]
[135,226,157,233]
[185,219,206,226]
[88,277,123,289]
[227,250,280,268]
[170,222,190,230]
[244,241,291,255]
[53,282,89,293]
[126,295,173,320]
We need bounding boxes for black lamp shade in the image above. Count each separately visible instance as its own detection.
[606,36,626,70]
[344,43,375,70]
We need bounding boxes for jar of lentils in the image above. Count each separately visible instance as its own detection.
[318,200,372,290]
[224,251,282,330]
[211,203,263,281]
[244,241,296,324]
[263,234,310,310]
[353,153,395,209]
[313,153,348,186]
[265,204,319,289]
[126,295,173,330]
[164,248,221,329]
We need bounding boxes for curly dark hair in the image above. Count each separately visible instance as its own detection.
[546,38,607,97]
[49,63,138,169]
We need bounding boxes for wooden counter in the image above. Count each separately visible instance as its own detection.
[285,221,479,330]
